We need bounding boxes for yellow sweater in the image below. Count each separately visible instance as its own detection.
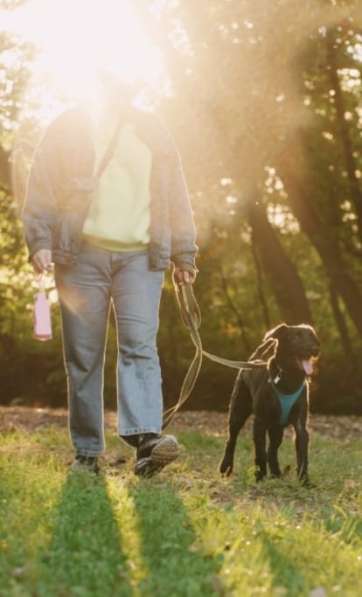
[82,120,152,251]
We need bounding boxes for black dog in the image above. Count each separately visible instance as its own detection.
[219,323,320,484]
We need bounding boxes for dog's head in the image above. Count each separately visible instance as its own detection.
[264,323,320,376]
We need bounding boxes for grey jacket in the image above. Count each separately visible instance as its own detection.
[22,107,198,272]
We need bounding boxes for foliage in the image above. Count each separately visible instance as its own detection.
[0,1,362,412]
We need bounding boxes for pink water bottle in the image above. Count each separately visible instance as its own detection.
[33,276,52,341]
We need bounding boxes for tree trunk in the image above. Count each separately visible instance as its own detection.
[329,283,355,361]
[250,229,272,329]
[278,146,362,336]
[247,198,313,325]
[0,146,10,191]
[326,29,362,241]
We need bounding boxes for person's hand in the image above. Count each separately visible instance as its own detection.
[173,267,197,285]
[31,249,53,274]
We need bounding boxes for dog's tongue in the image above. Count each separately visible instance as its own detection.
[302,358,314,376]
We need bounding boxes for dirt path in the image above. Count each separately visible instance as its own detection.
[1,406,361,441]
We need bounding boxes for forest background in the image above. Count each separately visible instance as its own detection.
[0,0,361,414]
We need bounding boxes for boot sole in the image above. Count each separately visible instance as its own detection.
[135,435,179,477]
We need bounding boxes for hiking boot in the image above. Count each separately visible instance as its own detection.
[70,455,99,474]
[134,434,179,478]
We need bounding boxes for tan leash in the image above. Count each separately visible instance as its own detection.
[162,276,267,429]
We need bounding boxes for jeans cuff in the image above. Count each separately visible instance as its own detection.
[75,448,104,457]
[119,427,161,436]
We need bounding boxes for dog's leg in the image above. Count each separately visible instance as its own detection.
[267,425,284,477]
[294,420,309,484]
[253,417,267,481]
[219,373,252,476]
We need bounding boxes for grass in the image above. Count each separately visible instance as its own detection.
[0,418,362,596]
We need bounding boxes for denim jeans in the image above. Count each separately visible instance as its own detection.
[55,242,164,456]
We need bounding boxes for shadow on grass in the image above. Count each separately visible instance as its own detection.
[129,481,223,596]
[259,528,306,595]
[36,471,132,597]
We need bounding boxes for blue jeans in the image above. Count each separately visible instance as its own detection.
[55,243,164,456]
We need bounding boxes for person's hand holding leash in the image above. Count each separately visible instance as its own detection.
[173,267,197,285]
[31,249,53,274]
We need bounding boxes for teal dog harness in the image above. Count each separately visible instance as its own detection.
[270,380,306,426]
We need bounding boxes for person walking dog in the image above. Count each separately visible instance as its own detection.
[22,73,198,476]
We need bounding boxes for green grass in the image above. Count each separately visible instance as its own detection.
[0,422,362,596]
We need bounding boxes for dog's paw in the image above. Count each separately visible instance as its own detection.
[282,464,292,477]
[255,470,267,482]
[219,459,233,477]
[300,477,316,489]
[270,471,282,479]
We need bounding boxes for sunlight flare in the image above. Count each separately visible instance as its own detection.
[3,0,165,102]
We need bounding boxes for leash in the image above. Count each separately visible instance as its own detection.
[162,276,267,429]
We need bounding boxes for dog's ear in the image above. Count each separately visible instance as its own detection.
[263,323,288,342]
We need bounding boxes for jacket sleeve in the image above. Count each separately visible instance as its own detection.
[168,140,198,272]
[21,124,59,260]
